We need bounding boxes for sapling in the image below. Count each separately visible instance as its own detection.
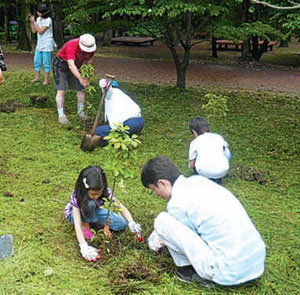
[101,123,142,241]
[79,64,97,120]
[201,93,229,127]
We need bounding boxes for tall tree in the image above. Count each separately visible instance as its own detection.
[50,0,65,48]
[16,1,32,51]
[241,0,251,60]
[105,0,228,89]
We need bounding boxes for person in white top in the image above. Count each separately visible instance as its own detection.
[142,156,266,286]
[0,45,6,85]
[95,78,144,145]
[189,116,231,184]
[30,4,55,85]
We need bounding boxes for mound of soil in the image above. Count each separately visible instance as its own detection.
[0,100,24,113]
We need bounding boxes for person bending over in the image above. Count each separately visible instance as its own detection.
[141,156,266,286]
[189,116,231,184]
[64,165,142,262]
[93,78,144,146]
[52,34,96,124]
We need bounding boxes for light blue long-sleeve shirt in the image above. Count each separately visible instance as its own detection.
[167,175,266,285]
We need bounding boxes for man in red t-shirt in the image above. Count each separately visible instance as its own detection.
[52,34,96,124]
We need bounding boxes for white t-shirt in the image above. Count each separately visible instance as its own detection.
[103,85,142,128]
[167,175,266,285]
[189,132,230,178]
[36,17,55,51]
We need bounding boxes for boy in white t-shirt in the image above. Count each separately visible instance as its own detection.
[188,117,231,184]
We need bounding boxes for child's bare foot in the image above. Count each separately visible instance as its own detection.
[31,79,39,83]
[42,80,49,85]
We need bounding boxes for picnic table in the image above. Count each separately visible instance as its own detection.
[111,37,156,46]
[216,40,276,52]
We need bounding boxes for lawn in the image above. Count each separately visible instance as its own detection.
[0,69,299,295]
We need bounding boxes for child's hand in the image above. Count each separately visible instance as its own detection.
[29,15,35,23]
[128,221,144,242]
[79,242,101,262]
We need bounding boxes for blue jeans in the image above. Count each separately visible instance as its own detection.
[95,116,144,138]
[67,200,128,231]
[34,51,52,72]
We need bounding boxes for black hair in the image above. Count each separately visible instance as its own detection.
[75,166,109,218]
[37,3,51,18]
[189,116,210,136]
[141,156,181,188]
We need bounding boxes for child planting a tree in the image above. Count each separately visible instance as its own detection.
[64,165,143,262]
[188,116,231,185]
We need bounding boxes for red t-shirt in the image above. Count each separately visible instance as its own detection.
[58,38,94,68]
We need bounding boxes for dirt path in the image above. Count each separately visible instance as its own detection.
[5,52,300,93]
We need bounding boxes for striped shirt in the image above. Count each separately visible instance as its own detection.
[64,188,113,219]
[167,175,266,285]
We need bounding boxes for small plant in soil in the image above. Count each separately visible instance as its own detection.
[201,93,229,125]
[79,64,97,123]
[101,124,141,239]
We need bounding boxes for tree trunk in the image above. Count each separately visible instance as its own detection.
[51,1,64,48]
[4,9,11,42]
[176,64,187,89]
[103,16,112,46]
[241,0,251,61]
[279,39,289,47]
[211,37,218,58]
[17,3,32,51]
[256,40,268,61]
[17,23,32,51]
[168,45,190,89]
[251,36,259,60]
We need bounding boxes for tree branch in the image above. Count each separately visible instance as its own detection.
[251,0,300,9]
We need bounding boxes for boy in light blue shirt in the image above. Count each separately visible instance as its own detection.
[142,156,266,286]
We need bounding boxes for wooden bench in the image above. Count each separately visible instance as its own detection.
[111,37,156,46]
[216,40,276,52]
[196,32,208,39]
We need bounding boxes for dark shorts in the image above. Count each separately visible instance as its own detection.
[52,55,84,91]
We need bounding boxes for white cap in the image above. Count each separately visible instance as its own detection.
[99,78,110,89]
[79,34,96,53]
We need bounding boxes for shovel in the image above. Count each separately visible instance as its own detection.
[80,75,114,152]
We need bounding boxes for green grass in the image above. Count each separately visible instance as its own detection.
[0,70,299,294]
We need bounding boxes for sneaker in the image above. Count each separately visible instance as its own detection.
[176,265,214,287]
[58,114,70,124]
[78,111,88,121]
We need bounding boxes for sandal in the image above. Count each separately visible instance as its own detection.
[82,228,94,239]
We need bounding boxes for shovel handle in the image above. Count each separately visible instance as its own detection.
[91,86,109,135]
